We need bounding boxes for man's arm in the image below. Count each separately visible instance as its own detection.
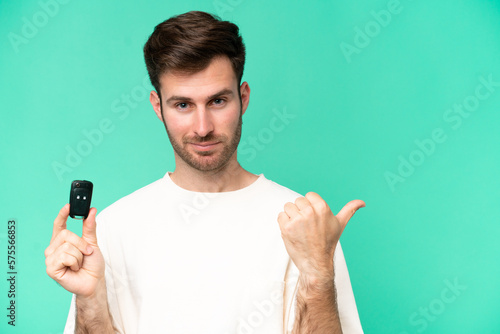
[278,192,365,334]
[75,279,116,334]
[291,273,342,334]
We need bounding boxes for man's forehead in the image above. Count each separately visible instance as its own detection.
[158,57,238,99]
[160,81,238,102]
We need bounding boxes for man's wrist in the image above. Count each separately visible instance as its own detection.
[298,268,335,297]
[75,279,116,333]
[76,277,107,302]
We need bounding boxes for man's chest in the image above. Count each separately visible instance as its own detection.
[105,205,294,332]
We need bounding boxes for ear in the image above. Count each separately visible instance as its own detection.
[149,90,163,121]
[240,81,250,116]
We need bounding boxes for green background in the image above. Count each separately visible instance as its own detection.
[1,0,499,333]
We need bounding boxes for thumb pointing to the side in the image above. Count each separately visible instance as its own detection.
[336,199,366,231]
[82,207,99,248]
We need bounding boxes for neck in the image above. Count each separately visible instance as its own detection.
[169,154,258,192]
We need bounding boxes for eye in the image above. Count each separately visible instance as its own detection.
[212,98,226,106]
[175,102,190,110]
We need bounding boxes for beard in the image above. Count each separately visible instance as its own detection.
[162,108,243,172]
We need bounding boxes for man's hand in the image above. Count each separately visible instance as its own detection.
[279,193,365,333]
[45,204,105,297]
[277,192,365,282]
[45,204,116,333]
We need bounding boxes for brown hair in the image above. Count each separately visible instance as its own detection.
[143,11,246,100]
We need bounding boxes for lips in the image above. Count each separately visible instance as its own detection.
[190,142,220,151]
[193,142,219,146]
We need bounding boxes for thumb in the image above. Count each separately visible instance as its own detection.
[82,207,98,247]
[336,199,366,230]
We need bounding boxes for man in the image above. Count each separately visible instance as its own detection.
[45,11,365,333]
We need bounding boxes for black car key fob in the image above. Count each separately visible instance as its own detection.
[69,180,93,219]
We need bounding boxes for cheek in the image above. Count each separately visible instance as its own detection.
[164,121,187,140]
[219,107,241,129]
[164,113,190,132]
[220,116,238,128]
[218,117,240,135]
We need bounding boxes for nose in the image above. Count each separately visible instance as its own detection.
[193,107,214,138]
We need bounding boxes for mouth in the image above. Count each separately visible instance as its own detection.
[190,142,220,151]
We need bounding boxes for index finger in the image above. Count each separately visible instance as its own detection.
[51,204,70,243]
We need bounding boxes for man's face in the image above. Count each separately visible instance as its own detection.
[150,56,250,172]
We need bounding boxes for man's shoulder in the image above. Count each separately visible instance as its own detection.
[260,175,303,202]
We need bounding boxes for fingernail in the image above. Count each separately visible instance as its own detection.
[86,246,94,254]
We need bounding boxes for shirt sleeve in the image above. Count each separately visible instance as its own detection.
[96,213,125,333]
[62,294,76,333]
[283,241,364,333]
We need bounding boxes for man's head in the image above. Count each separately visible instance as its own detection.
[143,11,246,102]
[143,11,250,172]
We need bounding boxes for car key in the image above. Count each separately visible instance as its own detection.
[69,180,93,219]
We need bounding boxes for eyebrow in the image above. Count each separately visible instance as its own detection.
[166,88,234,104]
